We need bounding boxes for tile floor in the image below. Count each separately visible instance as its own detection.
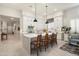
[0,33,77,56]
[0,33,28,56]
[39,40,76,56]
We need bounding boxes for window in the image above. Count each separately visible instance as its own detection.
[70,19,79,33]
[48,22,54,31]
[70,19,75,33]
[76,19,79,33]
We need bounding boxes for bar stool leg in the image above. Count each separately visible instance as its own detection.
[45,46,46,51]
[40,46,42,52]
[37,48,39,56]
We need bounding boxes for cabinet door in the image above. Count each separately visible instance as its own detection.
[64,34,69,41]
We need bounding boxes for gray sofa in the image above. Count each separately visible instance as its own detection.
[69,34,79,46]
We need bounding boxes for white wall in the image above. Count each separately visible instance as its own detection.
[0,6,22,34]
[48,11,63,32]
[22,11,46,33]
[63,6,79,27]
[47,11,63,40]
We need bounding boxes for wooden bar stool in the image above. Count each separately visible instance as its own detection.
[31,35,42,56]
[42,33,49,51]
[53,33,57,45]
[49,33,55,47]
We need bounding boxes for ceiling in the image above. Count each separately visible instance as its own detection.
[0,3,79,17]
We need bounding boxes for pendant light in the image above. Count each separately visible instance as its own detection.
[33,3,37,22]
[45,4,48,24]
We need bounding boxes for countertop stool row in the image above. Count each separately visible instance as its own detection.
[31,33,57,56]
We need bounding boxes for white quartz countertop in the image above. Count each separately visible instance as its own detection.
[23,32,52,38]
[23,33,38,38]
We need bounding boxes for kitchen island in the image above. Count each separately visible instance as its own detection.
[22,33,52,55]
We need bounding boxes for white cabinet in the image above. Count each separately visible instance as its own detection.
[64,33,69,41]
[57,33,62,40]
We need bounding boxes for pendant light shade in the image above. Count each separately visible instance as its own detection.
[45,21,48,24]
[34,18,37,22]
[33,3,37,22]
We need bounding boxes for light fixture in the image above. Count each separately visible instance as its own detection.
[45,4,48,24]
[46,21,48,24]
[34,18,37,22]
[33,3,37,22]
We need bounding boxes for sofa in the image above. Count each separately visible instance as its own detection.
[69,33,79,46]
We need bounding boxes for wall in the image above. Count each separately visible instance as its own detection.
[48,11,63,32]
[22,11,46,33]
[63,5,79,27]
[0,6,23,34]
[47,11,63,40]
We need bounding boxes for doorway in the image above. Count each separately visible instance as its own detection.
[0,15,20,41]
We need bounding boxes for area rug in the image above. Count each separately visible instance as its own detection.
[60,43,79,55]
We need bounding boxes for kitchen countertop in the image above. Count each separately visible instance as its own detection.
[23,32,52,38]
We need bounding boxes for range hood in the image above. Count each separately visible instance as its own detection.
[46,18,54,23]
